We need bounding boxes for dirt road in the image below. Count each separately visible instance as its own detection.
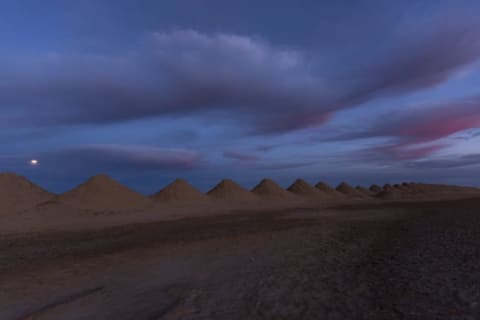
[1,198,480,319]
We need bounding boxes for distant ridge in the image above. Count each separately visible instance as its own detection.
[153,179,208,203]
[58,174,150,210]
[287,179,320,196]
[207,179,258,202]
[251,179,294,199]
[0,173,53,213]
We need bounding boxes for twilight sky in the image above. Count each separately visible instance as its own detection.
[2,0,480,193]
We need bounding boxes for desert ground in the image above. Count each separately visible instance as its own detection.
[1,173,480,319]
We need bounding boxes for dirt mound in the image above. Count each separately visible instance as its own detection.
[383,184,394,191]
[315,182,341,196]
[336,182,363,197]
[287,179,320,196]
[0,173,54,213]
[251,179,294,199]
[58,174,150,210]
[207,179,258,202]
[153,179,208,203]
[356,186,372,196]
[369,184,382,193]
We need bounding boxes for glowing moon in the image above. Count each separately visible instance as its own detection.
[30,159,38,166]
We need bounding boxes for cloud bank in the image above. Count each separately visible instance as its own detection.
[2,17,480,135]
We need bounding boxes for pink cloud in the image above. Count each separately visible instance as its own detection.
[397,107,480,142]
[370,143,448,160]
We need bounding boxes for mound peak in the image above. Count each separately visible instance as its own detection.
[207,179,258,202]
[287,179,320,196]
[251,179,294,199]
[0,173,54,213]
[58,174,150,210]
[153,179,208,203]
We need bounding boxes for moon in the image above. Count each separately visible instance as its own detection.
[30,159,38,166]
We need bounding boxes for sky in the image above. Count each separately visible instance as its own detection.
[1,0,480,194]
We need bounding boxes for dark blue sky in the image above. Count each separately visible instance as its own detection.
[1,0,480,193]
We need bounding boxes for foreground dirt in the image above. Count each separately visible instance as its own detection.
[1,198,480,319]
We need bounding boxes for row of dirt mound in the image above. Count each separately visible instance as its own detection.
[1,173,480,213]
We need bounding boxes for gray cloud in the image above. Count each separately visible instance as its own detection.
[0,144,204,175]
[2,14,480,134]
[317,96,480,160]
[406,154,480,169]
[223,150,260,161]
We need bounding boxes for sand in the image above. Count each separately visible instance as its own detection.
[152,179,208,203]
[57,174,151,211]
[4,196,480,319]
[207,179,259,202]
[2,173,480,319]
[251,179,295,199]
[0,173,53,214]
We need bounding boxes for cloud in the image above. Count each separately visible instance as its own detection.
[365,143,448,161]
[71,144,204,168]
[0,144,204,174]
[2,15,480,134]
[406,153,480,169]
[254,160,318,170]
[223,150,259,161]
[326,96,480,160]
[343,17,480,104]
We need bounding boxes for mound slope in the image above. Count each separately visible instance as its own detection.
[251,179,294,199]
[58,174,150,210]
[153,179,208,203]
[207,179,258,202]
[0,173,53,213]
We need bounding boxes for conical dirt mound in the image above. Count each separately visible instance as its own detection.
[315,182,340,196]
[369,184,382,193]
[0,173,53,213]
[356,186,372,196]
[287,179,320,196]
[383,184,394,191]
[336,182,362,196]
[251,179,294,199]
[207,179,258,202]
[58,174,150,210]
[153,179,208,203]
